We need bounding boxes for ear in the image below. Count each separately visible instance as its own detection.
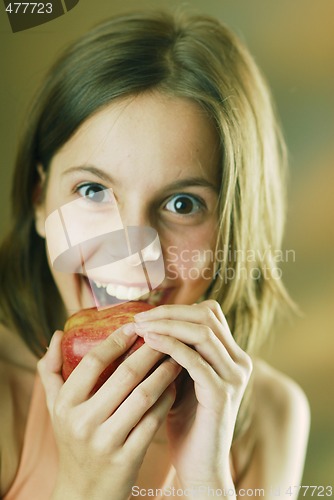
[34,165,47,238]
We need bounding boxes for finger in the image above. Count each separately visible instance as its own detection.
[125,383,176,457]
[37,330,64,419]
[81,344,165,424]
[135,301,228,333]
[60,324,140,405]
[143,335,251,412]
[197,299,231,330]
[141,333,223,399]
[134,319,234,378]
[190,301,253,368]
[98,358,181,445]
[135,302,244,361]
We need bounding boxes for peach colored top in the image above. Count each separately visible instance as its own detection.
[4,374,58,500]
[3,375,179,500]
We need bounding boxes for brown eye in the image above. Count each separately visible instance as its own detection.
[164,194,203,215]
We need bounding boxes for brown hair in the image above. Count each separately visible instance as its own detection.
[0,11,291,364]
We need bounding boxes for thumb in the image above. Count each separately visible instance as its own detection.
[37,330,64,418]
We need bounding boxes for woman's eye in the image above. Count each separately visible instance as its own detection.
[164,194,204,215]
[76,183,112,203]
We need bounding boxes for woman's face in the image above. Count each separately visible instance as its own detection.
[35,93,220,315]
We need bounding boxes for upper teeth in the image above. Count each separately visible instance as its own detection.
[107,284,150,301]
[91,280,150,301]
[90,279,165,303]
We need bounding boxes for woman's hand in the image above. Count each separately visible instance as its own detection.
[133,300,253,494]
[37,325,181,500]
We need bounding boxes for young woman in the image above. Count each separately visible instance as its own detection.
[0,11,310,499]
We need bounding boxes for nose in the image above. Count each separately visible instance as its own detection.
[115,196,160,254]
[124,226,162,265]
[117,195,153,230]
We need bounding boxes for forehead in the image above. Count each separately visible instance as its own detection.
[51,92,220,186]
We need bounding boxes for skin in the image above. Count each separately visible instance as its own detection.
[0,92,310,499]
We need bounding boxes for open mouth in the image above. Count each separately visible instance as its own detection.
[84,277,173,308]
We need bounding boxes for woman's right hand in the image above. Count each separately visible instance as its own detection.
[37,326,180,500]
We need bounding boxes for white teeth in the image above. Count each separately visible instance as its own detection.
[89,279,107,289]
[127,287,143,300]
[105,283,149,301]
[89,278,166,303]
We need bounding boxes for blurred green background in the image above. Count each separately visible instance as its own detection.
[1,0,333,491]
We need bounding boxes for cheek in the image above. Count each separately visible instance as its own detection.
[163,233,216,283]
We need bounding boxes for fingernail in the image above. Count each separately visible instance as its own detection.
[122,323,136,336]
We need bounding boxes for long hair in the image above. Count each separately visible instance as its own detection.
[0,11,291,415]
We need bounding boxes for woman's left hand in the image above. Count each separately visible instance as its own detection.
[133,300,253,492]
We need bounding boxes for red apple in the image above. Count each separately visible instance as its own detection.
[61,301,154,391]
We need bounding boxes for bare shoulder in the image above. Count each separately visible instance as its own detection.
[253,358,310,425]
[234,359,310,496]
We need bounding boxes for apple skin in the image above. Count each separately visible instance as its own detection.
[61,301,154,391]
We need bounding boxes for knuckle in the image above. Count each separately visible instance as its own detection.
[70,417,90,441]
[236,350,253,375]
[198,325,213,343]
[82,349,106,372]
[105,332,127,352]
[192,352,207,371]
[234,369,246,386]
[243,353,253,375]
[160,360,180,380]
[205,299,221,315]
[234,362,252,387]
[201,305,216,324]
[117,361,140,384]
[91,434,112,456]
[134,386,155,410]
[53,397,70,425]
[165,383,177,404]
[142,413,160,434]
[82,334,128,373]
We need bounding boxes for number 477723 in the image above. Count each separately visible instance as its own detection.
[285,485,333,497]
[5,3,53,14]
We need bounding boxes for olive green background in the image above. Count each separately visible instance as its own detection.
[1,0,333,491]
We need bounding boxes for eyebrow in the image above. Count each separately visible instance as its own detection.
[63,165,218,192]
[63,166,114,184]
[163,177,218,193]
